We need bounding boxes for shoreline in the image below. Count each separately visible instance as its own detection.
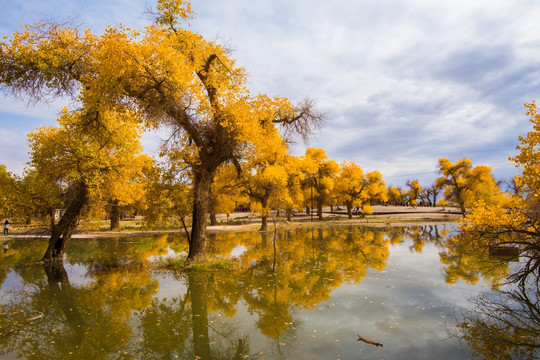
[2,205,463,239]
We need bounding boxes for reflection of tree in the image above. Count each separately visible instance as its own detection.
[65,234,173,264]
[408,225,449,252]
[0,261,158,359]
[136,227,393,359]
[137,270,250,359]
[0,226,396,359]
[0,239,46,287]
[455,281,540,360]
[137,291,191,359]
[42,262,88,345]
[383,225,451,252]
[238,227,390,345]
[439,230,511,288]
[421,224,448,246]
[190,271,212,359]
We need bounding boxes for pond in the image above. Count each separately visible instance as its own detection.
[0,225,536,359]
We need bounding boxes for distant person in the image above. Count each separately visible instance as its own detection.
[3,220,9,235]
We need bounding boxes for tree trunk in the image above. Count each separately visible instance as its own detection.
[188,170,212,260]
[209,198,218,226]
[317,196,324,220]
[346,201,353,219]
[260,214,268,232]
[286,208,292,222]
[259,208,268,231]
[42,181,89,262]
[259,195,269,232]
[110,199,120,230]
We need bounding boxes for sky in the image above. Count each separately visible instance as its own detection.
[1,0,540,187]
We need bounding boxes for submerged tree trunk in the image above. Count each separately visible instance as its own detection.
[42,181,89,262]
[110,199,120,230]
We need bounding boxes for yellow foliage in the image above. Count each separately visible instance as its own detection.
[334,161,386,216]
[511,101,540,195]
[212,164,242,215]
[436,157,504,214]
[461,197,526,233]
[362,204,373,215]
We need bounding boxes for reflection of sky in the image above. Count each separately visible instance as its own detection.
[292,240,483,359]
[0,271,26,303]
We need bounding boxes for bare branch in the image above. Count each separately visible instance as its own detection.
[273,98,325,144]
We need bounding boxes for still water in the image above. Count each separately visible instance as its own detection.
[0,225,533,359]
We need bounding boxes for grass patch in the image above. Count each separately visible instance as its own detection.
[154,256,238,272]
[213,219,249,226]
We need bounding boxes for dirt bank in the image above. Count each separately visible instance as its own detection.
[2,205,462,239]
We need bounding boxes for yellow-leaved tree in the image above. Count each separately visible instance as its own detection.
[27,109,145,261]
[210,164,244,225]
[406,179,421,206]
[242,131,290,231]
[0,0,322,260]
[142,162,193,235]
[334,161,387,218]
[435,158,503,214]
[96,154,153,230]
[17,168,64,225]
[0,165,18,220]
[282,155,306,221]
[387,186,405,206]
[301,148,339,220]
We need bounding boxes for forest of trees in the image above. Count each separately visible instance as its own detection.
[0,0,538,271]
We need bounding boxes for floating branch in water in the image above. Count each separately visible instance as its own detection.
[357,334,383,347]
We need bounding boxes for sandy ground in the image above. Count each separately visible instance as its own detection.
[208,205,463,231]
[2,205,463,239]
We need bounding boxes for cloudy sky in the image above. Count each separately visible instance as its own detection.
[1,0,539,187]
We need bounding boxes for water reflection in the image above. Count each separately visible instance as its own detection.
[0,225,526,359]
[448,228,540,359]
[0,260,158,359]
[455,282,540,359]
[439,229,513,288]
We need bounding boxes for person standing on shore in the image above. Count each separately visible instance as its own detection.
[3,220,9,235]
